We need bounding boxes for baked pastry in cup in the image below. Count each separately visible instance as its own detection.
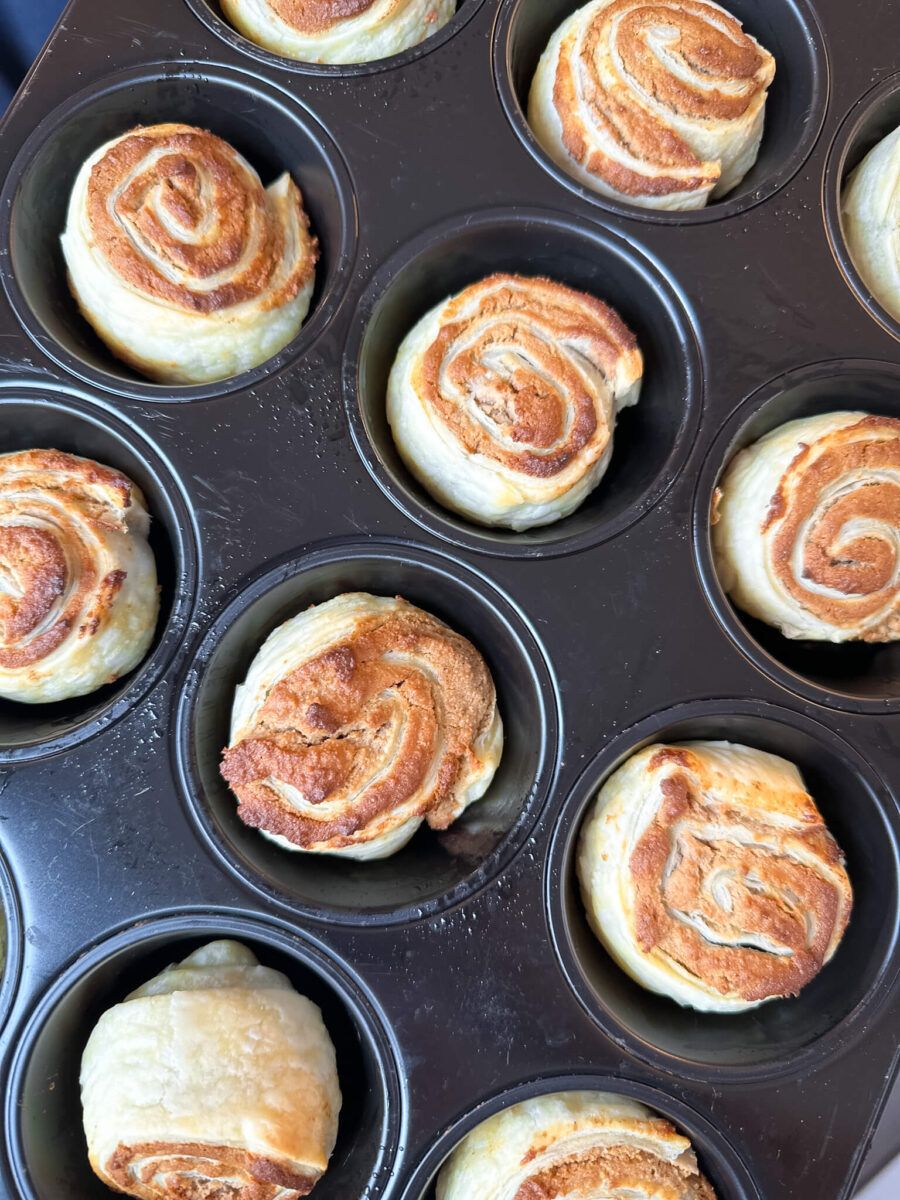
[386,273,643,530]
[81,939,341,1199]
[436,1091,716,1199]
[220,592,503,859]
[713,412,900,641]
[578,741,852,1012]
[61,123,318,385]
[0,449,159,703]
[843,125,900,324]
[528,0,776,211]
[221,0,455,63]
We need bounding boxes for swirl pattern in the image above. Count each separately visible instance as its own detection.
[81,940,341,1199]
[528,0,776,211]
[387,273,643,530]
[578,741,852,1011]
[221,0,455,63]
[437,1091,716,1200]
[220,593,503,859]
[713,412,900,642]
[0,449,158,703]
[842,123,900,324]
[61,123,318,384]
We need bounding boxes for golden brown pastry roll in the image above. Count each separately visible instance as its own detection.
[221,0,456,63]
[528,0,775,211]
[842,125,900,324]
[61,123,318,384]
[436,1091,717,1199]
[578,741,852,1012]
[386,273,643,530]
[81,940,341,1199]
[220,593,503,859]
[0,449,158,703]
[713,412,900,641]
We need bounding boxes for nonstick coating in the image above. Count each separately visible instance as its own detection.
[1,2,900,1200]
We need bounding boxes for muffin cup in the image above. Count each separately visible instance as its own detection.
[343,207,703,558]
[0,845,23,1035]
[824,75,900,343]
[0,382,198,762]
[546,698,900,1080]
[0,62,357,401]
[183,0,488,77]
[493,0,828,224]
[176,537,561,924]
[398,1072,760,1200]
[694,359,900,713]
[2,910,404,1200]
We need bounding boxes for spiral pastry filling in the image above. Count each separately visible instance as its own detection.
[221,0,455,63]
[221,593,502,859]
[713,412,900,641]
[436,1091,716,1200]
[0,449,158,703]
[387,273,643,530]
[578,742,852,1011]
[81,941,340,1199]
[528,0,775,209]
[62,123,318,384]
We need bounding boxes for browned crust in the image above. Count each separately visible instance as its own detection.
[0,450,135,671]
[84,124,317,315]
[627,754,853,1003]
[105,1140,318,1199]
[415,273,641,479]
[550,0,774,199]
[761,416,900,637]
[270,0,386,34]
[512,1144,716,1200]
[220,598,497,849]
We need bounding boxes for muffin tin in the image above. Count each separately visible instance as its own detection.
[0,1,899,1198]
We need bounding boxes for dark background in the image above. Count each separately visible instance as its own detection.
[0,0,64,111]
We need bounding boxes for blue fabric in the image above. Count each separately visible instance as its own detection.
[0,0,64,111]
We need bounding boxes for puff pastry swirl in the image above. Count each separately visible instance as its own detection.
[578,741,852,1012]
[843,124,900,325]
[81,940,341,1199]
[528,0,775,211]
[221,0,456,63]
[61,123,318,384]
[220,592,503,859]
[386,273,643,530]
[0,449,158,703]
[713,412,900,642]
[437,1090,716,1200]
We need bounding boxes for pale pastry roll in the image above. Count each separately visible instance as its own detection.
[220,592,503,859]
[221,0,455,63]
[387,273,643,531]
[436,1091,717,1200]
[842,124,900,324]
[81,940,341,1199]
[0,449,159,703]
[61,123,318,384]
[578,741,852,1013]
[713,412,900,641]
[528,0,776,211]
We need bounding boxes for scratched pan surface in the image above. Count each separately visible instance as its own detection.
[0,1,899,1198]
